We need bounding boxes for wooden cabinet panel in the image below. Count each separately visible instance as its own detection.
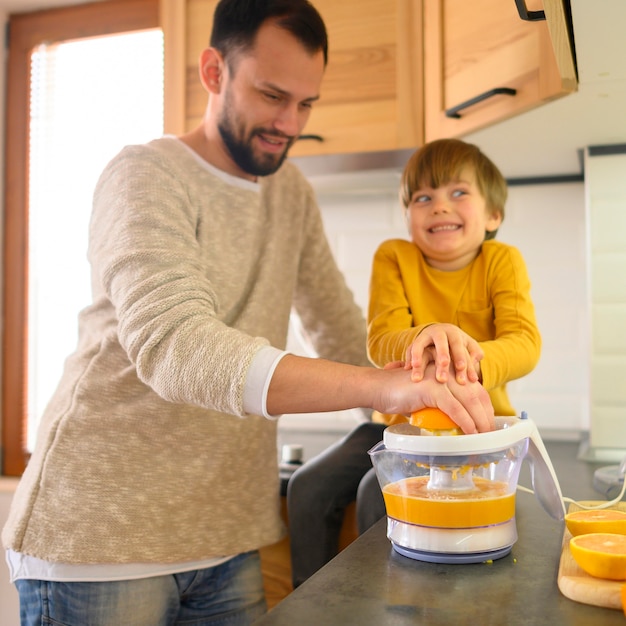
[165,0,424,156]
[424,0,577,141]
[183,0,218,130]
[290,0,423,157]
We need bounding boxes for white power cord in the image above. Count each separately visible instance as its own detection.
[517,455,626,512]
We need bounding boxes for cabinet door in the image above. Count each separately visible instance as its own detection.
[290,0,423,157]
[424,0,577,141]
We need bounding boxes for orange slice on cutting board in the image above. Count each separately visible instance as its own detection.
[565,509,626,537]
[410,407,462,435]
[570,533,626,580]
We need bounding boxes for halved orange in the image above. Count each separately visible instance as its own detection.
[622,583,626,617]
[565,509,626,537]
[410,407,462,435]
[570,533,626,580]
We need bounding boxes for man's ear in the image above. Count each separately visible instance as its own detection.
[199,47,224,94]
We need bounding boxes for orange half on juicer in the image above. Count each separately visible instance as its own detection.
[410,407,463,436]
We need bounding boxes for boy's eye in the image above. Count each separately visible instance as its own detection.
[451,189,467,198]
[412,194,430,204]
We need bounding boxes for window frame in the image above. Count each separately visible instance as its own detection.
[1,0,160,476]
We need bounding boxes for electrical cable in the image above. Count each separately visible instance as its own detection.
[517,456,626,512]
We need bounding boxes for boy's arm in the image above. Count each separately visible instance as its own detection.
[367,242,481,385]
[367,242,429,365]
[478,246,542,391]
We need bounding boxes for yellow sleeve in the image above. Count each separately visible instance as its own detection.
[367,240,432,367]
[476,244,541,393]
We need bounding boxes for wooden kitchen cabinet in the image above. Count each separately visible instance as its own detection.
[423,0,577,141]
[289,0,424,157]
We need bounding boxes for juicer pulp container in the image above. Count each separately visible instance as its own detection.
[369,415,565,563]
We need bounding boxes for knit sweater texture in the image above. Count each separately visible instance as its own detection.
[2,137,368,565]
[367,238,541,417]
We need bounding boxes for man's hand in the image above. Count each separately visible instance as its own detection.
[378,360,494,434]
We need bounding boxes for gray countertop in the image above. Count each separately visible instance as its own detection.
[254,440,626,625]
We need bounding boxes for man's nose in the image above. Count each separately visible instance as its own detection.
[274,103,305,137]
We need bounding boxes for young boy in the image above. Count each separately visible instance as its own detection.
[288,138,541,587]
[368,137,541,416]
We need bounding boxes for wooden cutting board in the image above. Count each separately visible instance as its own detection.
[558,501,626,610]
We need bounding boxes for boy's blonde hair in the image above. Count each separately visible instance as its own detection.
[400,139,507,239]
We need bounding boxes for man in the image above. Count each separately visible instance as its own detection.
[3,1,493,624]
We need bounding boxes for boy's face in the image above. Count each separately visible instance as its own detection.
[405,167,502,271]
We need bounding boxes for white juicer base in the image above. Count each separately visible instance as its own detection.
[387,517,518,561]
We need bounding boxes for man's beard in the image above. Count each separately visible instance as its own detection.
[217,99,294,177]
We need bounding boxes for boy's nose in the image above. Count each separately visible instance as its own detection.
[432,198,450,214]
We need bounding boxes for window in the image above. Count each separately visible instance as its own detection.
[2,0,161,476]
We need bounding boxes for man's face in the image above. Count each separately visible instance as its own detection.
[217,82,293,177]
[216,22,325,178]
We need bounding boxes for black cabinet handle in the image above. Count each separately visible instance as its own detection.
[445,87,517,119]
[514,0,545,21]
[297,134,324,142]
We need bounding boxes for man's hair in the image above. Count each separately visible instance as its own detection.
[210,0,328,70]
[400,138,507,240]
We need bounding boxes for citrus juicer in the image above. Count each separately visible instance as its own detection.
[368,412,566,563]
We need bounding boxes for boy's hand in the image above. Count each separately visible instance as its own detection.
[405,323,483,384]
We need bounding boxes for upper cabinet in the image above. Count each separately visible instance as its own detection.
[424,0,577,141]
[162,0,577,156]
[289,0,424,157]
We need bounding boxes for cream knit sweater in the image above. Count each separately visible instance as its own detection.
[2,137,368,565]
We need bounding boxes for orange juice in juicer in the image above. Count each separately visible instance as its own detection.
[368,411,565,563]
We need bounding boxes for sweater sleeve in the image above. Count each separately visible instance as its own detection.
[476,245,541,392]
[367,239,541,394]
[367,240,432,367]
[88,144,268,416]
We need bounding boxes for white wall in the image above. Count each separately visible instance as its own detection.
[587,150,626,455]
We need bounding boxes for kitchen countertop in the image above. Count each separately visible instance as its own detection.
[254,440,626,625]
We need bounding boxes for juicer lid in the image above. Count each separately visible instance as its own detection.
[383,416,537,455]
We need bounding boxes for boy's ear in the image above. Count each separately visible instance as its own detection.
[485,210,503,235]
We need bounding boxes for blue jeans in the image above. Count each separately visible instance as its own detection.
[15,551,267,626]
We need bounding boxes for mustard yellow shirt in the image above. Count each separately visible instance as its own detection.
[367,238,541,417]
